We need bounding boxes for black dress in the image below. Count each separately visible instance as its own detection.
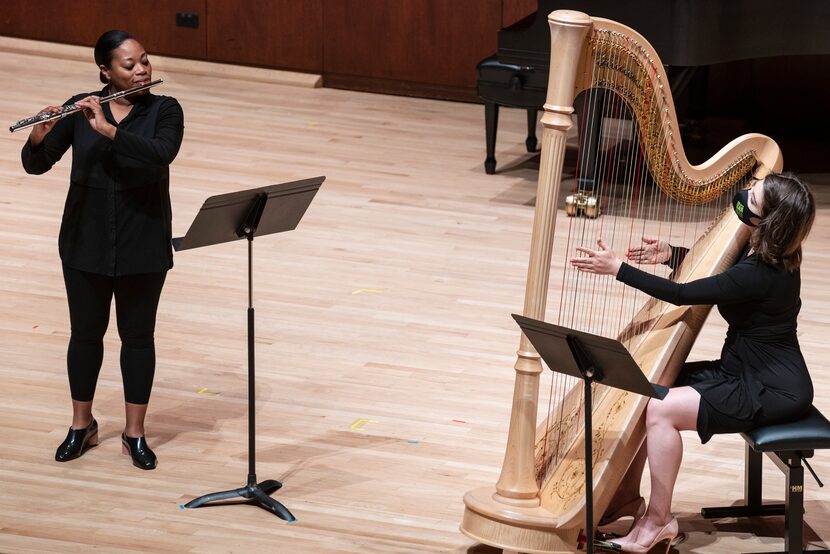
[616,246,813,443]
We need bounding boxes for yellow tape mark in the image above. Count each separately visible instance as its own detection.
[350,418,377,430]
[197,388,220,396]
[351,288,384,295]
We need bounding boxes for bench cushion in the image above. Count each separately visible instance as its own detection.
[476,55,547,108]
[742,405,830,452]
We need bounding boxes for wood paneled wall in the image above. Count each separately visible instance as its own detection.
[0,0,208,59]
[206,0,323,72]
[322,0,502,99]
[503,0,539,27]
[0,0,538,101]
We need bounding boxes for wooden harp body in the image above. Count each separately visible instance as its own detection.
[460,10,782,554]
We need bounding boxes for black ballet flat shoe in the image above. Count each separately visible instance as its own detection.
[121,433,157,470]
[55,418,99,462]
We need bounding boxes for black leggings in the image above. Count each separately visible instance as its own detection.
[63,265,166,404]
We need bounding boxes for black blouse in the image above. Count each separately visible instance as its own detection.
[21,87,184,276]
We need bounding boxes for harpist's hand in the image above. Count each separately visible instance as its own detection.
[626,236,670,264]
[571,239,623,276]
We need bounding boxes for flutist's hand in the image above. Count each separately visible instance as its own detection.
[571,239,623,276]
[626,236,671,264]
[76,96,116,140]
[28,106,63,147]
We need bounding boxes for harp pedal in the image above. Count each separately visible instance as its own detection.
[565,191,600,218]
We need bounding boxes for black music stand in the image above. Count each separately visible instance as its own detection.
[175,176,324,521]
[512,314,668,554]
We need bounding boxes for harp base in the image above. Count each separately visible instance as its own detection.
[461,486,579,554]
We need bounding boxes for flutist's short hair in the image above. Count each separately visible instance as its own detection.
[94,30,135,84]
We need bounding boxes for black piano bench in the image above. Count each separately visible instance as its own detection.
[476,55,547,174]
[701,405,830,554]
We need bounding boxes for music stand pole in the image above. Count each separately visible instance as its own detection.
[247,233,256,492]
[175,177,324,521]
[568,334,601,554]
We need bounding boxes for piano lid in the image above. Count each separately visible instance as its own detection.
[498,0,830,68]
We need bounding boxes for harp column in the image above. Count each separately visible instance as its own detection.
[493,10,593,507]
[461,12,594,553]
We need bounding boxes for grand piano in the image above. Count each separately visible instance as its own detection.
[478,0,830,174]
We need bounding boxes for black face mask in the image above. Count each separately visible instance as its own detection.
[732,189,763,227]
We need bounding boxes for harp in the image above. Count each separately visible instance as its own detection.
[460,10,782,554]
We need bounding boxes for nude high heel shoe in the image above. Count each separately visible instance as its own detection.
[610,517,678,554]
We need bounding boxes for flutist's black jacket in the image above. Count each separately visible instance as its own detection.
[21,87,184,276]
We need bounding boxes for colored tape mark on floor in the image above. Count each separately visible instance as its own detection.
[351,288,384,295]
[350,418,377,430]
[197,388,220,396]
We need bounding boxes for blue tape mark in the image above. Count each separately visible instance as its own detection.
[179,504,185,510]
[407,441,418,444]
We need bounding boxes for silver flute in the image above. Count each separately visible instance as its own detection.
[9,79,163,133]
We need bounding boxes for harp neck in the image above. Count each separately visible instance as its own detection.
[563,16,782,199]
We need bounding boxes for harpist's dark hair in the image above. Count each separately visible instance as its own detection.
[94,30,135,84]
[752,172,815,272]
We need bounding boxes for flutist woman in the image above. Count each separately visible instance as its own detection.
[20,30,184,470]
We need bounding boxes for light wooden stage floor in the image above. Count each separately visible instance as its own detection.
[1,44,829,554]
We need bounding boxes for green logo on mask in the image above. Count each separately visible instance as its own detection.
[736,202,745,215]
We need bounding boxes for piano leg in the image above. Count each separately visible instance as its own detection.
[526,109,538,152]
[484,101,499,174]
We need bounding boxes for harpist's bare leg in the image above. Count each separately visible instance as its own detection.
[607,442,647,507]
[614,386,699,550]
[600,443,647,529]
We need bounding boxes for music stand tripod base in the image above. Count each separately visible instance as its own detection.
[185,476,294,521]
